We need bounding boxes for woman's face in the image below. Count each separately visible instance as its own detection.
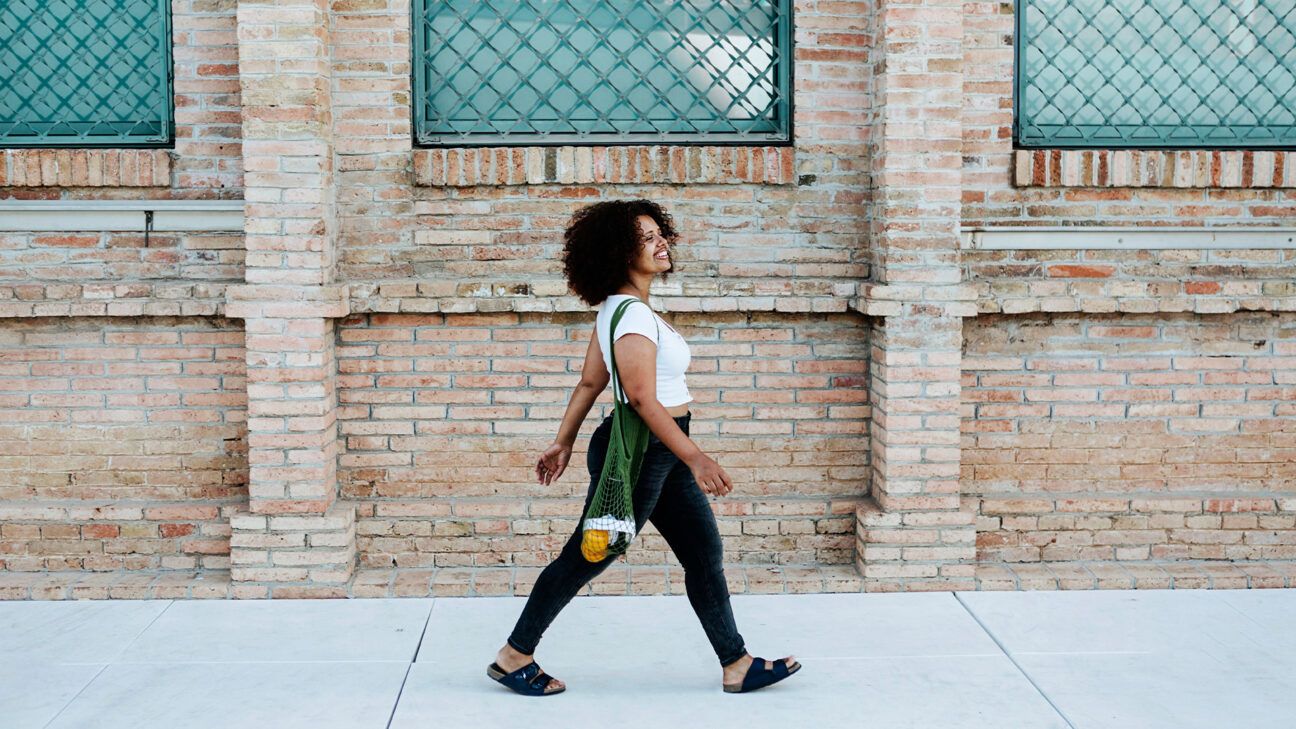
[631,214,672,275]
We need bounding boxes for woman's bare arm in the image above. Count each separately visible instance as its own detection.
[552,326,613,448]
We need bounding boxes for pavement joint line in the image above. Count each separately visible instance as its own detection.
[41,663,110,729]
[385,661,415,729]
[953,592,1078,729]
[386,600,436,729]
[114,599,176,664]
[411,599,436,664]
[1216,593,1271,633]
[34,604,172,729]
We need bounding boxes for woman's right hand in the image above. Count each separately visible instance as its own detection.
[686,452,734,496]
[535,442,572,486]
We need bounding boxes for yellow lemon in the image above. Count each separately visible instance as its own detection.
[581,529,609,562]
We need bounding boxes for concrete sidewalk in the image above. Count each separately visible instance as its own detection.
[4,590,1294,729]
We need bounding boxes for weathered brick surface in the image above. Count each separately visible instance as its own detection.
[335,311,869,568]
[865,0,964,285]
[0,317,246,571]
[854,0,977,591]
[231,295,346,514]
[1010,150,1296,189]
[413,146,797,187]
[964,311,1296,564]
[224,0,355,585]
[0,501,235,572]
[0,150,173,188]
[861,315,976,591]
[0,232,244,286]
[4,0,1296,596]
[7,559,1296,600]
[347,282,861,316]
[966,249,1296,316]
[0,282,232,319]
[237,0,338,285]
[228,502,356,588]
[0,317,248,500]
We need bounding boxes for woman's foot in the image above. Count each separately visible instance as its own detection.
[495,644,565,694]
[721,652,797,690]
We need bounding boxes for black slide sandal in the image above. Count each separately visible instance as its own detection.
[487,660,566,696]
[723,656,802,693]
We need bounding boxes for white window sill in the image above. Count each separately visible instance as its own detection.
[0,199,244,232]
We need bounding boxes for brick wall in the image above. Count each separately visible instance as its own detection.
[966,249,1296,286]
[0,3,239,503]
[171,0,243,193]
[965,248,1296,317]
[964,311,1296,564]
[313,0,881,585]
[0,231,243,284]
[0,317,246,571]
[336,311,869,568]
[1,0,1294,596]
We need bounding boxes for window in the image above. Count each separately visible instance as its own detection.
[412,0,793,146]
[1015,0,1295,148]
[0,0,174,147]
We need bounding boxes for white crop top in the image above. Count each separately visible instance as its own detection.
[596,294,693,407]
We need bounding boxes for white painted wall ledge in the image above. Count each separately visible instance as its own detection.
[0,199,244,232]
[962,226,1296,250]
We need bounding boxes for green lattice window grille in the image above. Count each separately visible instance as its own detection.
[1015,0,1296,149]
[412,0,793,146]
[0,0,174,147]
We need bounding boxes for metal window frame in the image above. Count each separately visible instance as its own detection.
[0,0,175,149]
[410,0,795,148]
[1012,0,1296,151]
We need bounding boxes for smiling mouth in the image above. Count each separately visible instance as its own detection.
[654,248,669,260]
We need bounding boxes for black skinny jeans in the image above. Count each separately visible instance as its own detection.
[507,411,747,668]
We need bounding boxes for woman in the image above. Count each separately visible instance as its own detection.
[486,199,801,696]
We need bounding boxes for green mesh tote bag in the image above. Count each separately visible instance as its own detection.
[579,297,660,562]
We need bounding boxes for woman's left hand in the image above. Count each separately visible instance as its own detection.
[535,443,573,485]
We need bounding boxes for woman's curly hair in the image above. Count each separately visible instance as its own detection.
[561,199,679,306]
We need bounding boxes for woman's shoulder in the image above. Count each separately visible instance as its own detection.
[600,294,651,313]
[596,295,637,326]
[598,296,660,334]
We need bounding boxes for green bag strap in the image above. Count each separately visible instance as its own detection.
[608,297,659,455]
[608,297,659,412]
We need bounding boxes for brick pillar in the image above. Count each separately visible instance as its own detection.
[858,314,974,590]
[227,0,353,596]
[856,0,976,590]
[235,0,338,286]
